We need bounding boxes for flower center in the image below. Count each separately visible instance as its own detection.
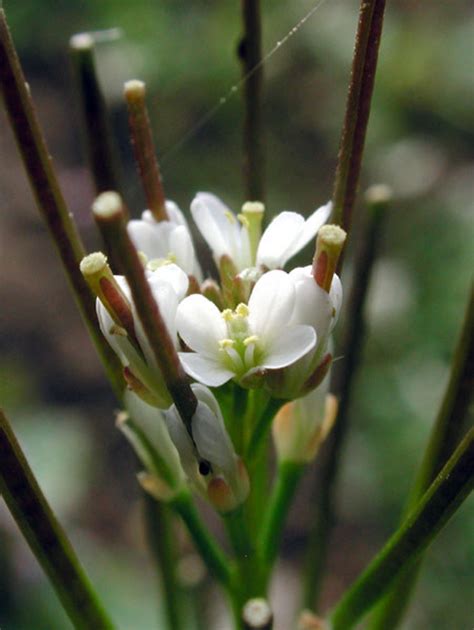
[218,303,262,377]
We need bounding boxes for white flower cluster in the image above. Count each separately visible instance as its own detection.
[89,192,343,508]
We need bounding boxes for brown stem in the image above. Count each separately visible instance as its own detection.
[331,0,387,246]
[239,0,265,202]
[0,9,124,399]
[124,80,168,221]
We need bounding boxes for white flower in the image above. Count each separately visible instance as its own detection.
[128,200,202,279]
[176,269,316,387]
[97,263,189,407]
[264,267,342,399]
[164,384,249,512]
[191,192,331,272]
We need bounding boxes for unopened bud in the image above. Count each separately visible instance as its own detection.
[201,278,224,310]
[273,389,338,464]
[219,254,246,308]
[297,610,329,630]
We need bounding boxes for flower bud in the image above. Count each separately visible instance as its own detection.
[165,384,250,512]
[117,392,187,500]
[272,372,338,464]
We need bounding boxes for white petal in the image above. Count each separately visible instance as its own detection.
[329,274,343,330]
[168,226,193,276]
[192,401,236,477]
[191,192,240,262]
[150,263,189,301]
[177,294,227,355]
[124,391,184,479]
[128,220,165,260]
[256,212,305,269]
[179,352,234,386]
[248,270,295,342]
[164,200,187,226]
[262,325,316,369]
[284,202,332,264]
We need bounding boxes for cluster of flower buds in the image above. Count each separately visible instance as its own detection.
[80,185,346,507]
[77,78,346,509]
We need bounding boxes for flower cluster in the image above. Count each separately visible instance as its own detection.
[81,191,345,511]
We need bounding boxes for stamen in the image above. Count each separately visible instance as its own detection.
[221,309,234,321]
[243,335,259,346]
[219,338,235,350]
[224,210,236,224]
[237,213,250,228]
[235,303,250,318]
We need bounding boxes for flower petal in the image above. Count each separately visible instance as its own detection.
[248,270,295,342]
[179,352,234,386]
[262,325,316,369]
[128,220,165,260]
[256,211,305,269]
[177,294,227,355]
[150,263,189,301]
[191,192,240,263]
[285,202,332,264]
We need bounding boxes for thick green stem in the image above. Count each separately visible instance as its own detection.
[303,188,390,609]
[259,461,305,586]
[239,0,265,201]
[224,506,261,605]
[69,33,120,194]
[331,0,387,242]
[0,410,115,630]
[369,284,474,629]
[144,496,184,630]
[0,9,124,399]
[171,492,233,590]
[328,428,474,630]
[246,398,282,462]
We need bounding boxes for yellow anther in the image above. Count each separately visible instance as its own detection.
[235,303,250,318]
[225,210,236,224]
[243,335,259,347]
[219,338,235,349]
[237,213,250,228]
[221,308,234,321]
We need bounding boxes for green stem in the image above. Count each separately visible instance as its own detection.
[259,461,304,586]
[0,9,124,399]
[224,506,261,605]
[69,33,121,195]
[303,188,390,609]
[246,398,282,462]
[0,410,115,630]
[144,496,184,630]
[369,284,474,629]
[328,427,474,630]
[331,0,387,241]
[239,0,265,201]
[172,492,233,590]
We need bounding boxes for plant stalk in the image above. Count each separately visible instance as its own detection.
[303,187,390,609]
[239,0,265,201]
[369,284,474,629]
[144,496,184,630]
[331,0,387,241]
[0,9,124,399]
[69,33,120,194]
[0,410,115,630]
[328,427,474,630]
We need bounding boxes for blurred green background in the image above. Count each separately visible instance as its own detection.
[0,1,472,628]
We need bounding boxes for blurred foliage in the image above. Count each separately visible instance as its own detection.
[0,0,473,628]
